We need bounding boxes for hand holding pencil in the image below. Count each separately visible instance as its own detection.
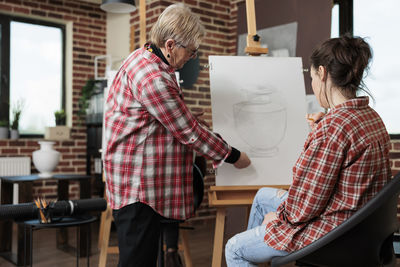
[306,112,325,130]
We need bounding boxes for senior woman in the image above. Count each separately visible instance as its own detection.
[103,3,251,267]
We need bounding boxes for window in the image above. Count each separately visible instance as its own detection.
[0,15,65,136]
[353,0,400,135]
[332,0,400,135]
[331,3,339,38]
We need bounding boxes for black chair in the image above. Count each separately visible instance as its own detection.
[158,157,206,267]
[270,173,400,267]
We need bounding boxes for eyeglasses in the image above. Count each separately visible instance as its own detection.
[177,43,198,58]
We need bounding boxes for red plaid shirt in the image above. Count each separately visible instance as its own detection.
[103,47,231,220]
[265,97,391,252]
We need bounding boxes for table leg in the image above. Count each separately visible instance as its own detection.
[57,180,69,250]
[29,226,33,267]
[0,181,13,254]
[212,207,226,267]
[18,181,33,266]
[78,178,91,257]
[76,225,80,267]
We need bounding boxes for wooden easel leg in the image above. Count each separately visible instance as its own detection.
[212,207,226,267]
[98,206,113,267]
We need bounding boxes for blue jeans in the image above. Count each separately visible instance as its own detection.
[225,187,289,266]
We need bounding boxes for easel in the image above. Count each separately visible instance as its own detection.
[208,1,288,266]
[243,0,268,56]
[208,185,289,267]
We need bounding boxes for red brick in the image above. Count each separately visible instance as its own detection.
[13,6,30,14]
[1,149,18,154]
[393,142,400,151]
[0,3,13,11]
[9,140,26,147]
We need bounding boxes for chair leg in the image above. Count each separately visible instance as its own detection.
[180,228,193,267]
[158,225,164,267]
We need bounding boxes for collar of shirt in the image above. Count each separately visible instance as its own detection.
[332,96,369,110]
[148,43,170,66]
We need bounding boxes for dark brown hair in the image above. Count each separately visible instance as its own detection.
[310,34,372,99]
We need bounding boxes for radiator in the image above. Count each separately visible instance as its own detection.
[0,157,31,176]
[0,157,31,204]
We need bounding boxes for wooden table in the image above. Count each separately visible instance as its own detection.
[208,185,290,267]
[0,174,92,266]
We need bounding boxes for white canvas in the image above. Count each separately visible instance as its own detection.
[209,56,309,186]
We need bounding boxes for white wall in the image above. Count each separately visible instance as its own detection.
[106,13,131,70]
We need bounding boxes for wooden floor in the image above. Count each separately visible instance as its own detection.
[0,219,399,267]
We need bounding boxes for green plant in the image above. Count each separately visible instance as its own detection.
[78,79,98,122]
[54,109,66,126]
[0,120,8,127]
[11,100,24,130]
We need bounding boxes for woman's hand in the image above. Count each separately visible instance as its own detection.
[233,152,251,169]
[262,212,277,225]
[306,112,325,130]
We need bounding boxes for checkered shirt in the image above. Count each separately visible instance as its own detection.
[265,96,391,252]
[103,47,231,220]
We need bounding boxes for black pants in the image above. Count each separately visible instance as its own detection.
[113,202,163,267]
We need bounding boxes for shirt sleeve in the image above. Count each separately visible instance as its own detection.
[277,131,346,225]
[139,74,231,167]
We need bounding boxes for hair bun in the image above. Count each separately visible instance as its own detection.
[310,34,372,98]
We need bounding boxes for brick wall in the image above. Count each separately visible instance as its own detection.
[0,0,106,200]
[390,140,400,175]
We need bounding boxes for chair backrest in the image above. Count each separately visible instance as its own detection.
[271,173,400,267]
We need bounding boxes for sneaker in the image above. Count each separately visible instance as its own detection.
[165,250,183,267]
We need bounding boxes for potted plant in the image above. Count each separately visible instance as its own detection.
[10,100,24,139]
[44,109,70,140]
[78,79,104,124]
[0,120,8,139]
[54,109,66,126]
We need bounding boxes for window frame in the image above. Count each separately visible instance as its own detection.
[333,0,353,36]
[0,14,66,137]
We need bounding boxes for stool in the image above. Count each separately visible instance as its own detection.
[21,215,97,267]
[158,219,193,267]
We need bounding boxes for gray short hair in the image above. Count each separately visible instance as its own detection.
[149,3,205,48]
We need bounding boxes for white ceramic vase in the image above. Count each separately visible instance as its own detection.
[32,141,60,178]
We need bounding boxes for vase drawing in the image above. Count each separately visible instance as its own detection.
[233,87,286,157]
[32,141,60,178]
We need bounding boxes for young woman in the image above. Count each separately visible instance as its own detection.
[225,35,391,266]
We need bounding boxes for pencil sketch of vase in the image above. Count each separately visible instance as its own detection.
[233,87,286,157]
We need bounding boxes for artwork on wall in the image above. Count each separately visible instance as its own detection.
[209,56,309,186]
